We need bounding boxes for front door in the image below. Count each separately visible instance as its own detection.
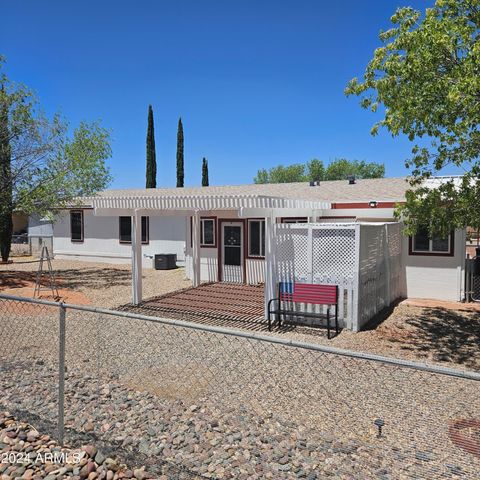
[222,222,244,283]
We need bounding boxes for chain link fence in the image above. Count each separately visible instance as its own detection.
[1,292,479,478]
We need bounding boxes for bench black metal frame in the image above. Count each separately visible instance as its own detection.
[267,282,339,339]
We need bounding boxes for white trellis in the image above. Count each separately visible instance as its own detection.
[269,222,405,331]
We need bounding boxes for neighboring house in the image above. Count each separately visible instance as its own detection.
[33,176,467,328]
[12,212,28,235]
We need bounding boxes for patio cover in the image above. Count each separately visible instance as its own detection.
[85,193,331,307]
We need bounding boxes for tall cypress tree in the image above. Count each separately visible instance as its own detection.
[176,117,184,187]
[202,157,209,187]
[145,105,157,188]
[0,84,13,262]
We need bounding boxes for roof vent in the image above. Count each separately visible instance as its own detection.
[309,180,320,187]
[309,181,315,187]
[348,175,356,185]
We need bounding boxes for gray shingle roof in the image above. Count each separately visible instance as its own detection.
[96,177,409,204]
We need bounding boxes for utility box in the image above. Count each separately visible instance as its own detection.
[154,254,177,270]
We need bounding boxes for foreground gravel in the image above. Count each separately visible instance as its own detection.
[1,303,479,478]
[0,411,158,480]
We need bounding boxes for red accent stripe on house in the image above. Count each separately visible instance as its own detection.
[331,201,404,209]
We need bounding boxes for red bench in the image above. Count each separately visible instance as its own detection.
[267,282,339,339]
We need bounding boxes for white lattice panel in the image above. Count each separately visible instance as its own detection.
[275,225,309,282]
[273,224,357,326]
[312,227,356,279]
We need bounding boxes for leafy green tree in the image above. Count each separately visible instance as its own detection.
[145,105,156,188]
[253,168,269,184]
[307,159,325,182]
[202,157,209,186]
[0,58,112,262]
[345,0,480,235]
[254,164,306,184]
[176,117,184,187]
[253,158,384,184]
[324,159,385,181]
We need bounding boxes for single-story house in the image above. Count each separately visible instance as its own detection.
[30,176,467,330]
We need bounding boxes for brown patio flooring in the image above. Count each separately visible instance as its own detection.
[118,282,268,331]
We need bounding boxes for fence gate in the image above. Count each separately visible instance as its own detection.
[465,257,480,302]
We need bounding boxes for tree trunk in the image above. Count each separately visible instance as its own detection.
[0,85,12,262]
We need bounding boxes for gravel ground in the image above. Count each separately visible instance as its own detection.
[0,301,479,478]
[281,302,480,372]
[1,259,480,477]
[0,258,191,308]
[2,258,480,371]
[0,411,161,479]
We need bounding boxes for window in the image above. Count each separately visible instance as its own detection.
[200,218,216,246]
[70,210,84,242]
[410,227,453,256]
[248,219,265,257]
[281,217,308,224]
[119,216,149,244]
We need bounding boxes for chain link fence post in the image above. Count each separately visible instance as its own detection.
[58,302,66,445]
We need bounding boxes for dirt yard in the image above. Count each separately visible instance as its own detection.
[0,256,191,307]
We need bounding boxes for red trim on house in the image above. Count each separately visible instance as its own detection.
[408,232,455,257]
[331,201,403,209]
[217,219,247,283]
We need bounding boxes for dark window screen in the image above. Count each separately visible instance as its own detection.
[120,216,148,243]
[224,226,241,266]
[119,217,132,243]
[70,211,83,241]
[249,221,260,256]
[413,228,429,251]
[201,219,215,245]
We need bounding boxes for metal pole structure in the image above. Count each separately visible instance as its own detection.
[58,303,66,445]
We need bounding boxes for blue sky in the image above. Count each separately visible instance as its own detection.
[2,0,433,189]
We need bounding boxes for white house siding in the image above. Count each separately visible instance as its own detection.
[53,209,186,268]
[403,229,466,302]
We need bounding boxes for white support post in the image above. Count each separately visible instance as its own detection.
[352,223,361,331]
[264,214,276,319]
[192,211,201,287]
[384,224,391,305]
[131,212,143,305]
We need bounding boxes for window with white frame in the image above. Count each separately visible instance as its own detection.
[411,227,453,255]
[200,218,216,246]
[248,219,265,257]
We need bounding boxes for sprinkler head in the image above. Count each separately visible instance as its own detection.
[374,418,385,438]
